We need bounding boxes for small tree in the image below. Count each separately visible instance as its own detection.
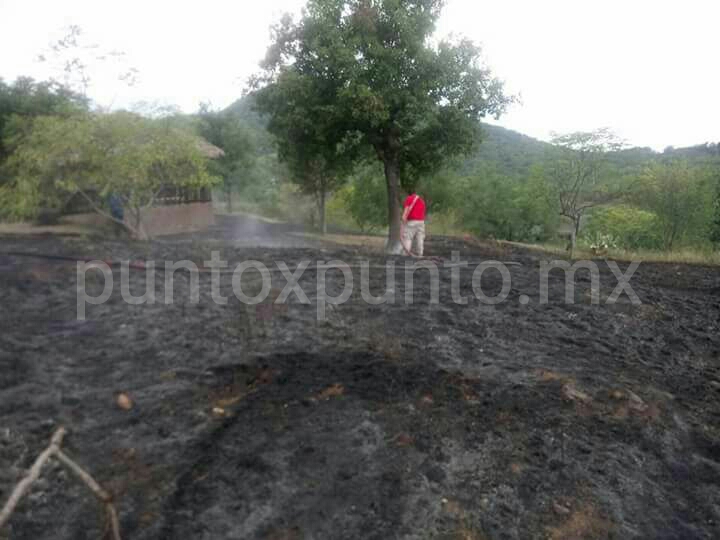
[545,129,624,253]
[3,112,218,238]
[638,160,712,250]
[288,154,347,234]
[254,0,512,252]
[254,71,355,234]
[196,104,257,213]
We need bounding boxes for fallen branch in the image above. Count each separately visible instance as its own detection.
[0,427,66,529]
[0,427,122,540]
[55,450,121,540]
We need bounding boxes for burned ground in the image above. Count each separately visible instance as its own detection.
[1,216,719,539]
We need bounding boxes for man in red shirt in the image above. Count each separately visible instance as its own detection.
[401,191,427,257]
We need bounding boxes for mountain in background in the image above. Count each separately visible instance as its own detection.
[664,142,720,160]
[472,125,719,177]
[463,123,554,177]
[224,95,718,178]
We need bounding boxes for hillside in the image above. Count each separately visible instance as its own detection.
[461,123,555,177]
[224,94,718,179]
[472,126,719,177]
[665,142,720,162]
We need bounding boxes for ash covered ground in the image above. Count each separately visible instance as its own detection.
[1,215,720,539]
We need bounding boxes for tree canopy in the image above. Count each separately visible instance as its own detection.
[543,129,626,252]
[253,64,358,233]
[254,0,513,252]
[2,112,218,238]
[196,103,258,213]
[0,77,88,172]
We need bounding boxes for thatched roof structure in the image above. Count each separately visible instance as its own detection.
[196,138,225,159]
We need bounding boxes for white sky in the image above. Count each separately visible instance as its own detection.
[1,0,718,150]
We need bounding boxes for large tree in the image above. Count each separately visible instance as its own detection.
[254,0,512,252]
[2,112,218,238]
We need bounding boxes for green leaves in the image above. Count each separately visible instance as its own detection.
[2,112,218,230]
[339,162,388,232]
[0,77,88,175]
[635,160,714,250]
[255,0,511,248]
[196,105,259,202]
[584,205,662,250]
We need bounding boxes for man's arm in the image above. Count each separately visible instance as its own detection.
[402,195,418,223]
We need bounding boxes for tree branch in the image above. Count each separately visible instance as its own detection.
[76,188,138,237]
[0,428,66,529]
[0,427,122,540]
[55,450,121,540]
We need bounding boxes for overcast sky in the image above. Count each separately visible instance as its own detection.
[1,0,718,150]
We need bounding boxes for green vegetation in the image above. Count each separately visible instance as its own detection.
[543,129,626,254]
[0,77,88,177]
[634,160,715,250]
[253,0,512,252]
[583,206,662,250]
[712,178,720,245]
[196,103,259,214]
[0,4,717,258]
[253,60,356,234]
[2,112,217,238]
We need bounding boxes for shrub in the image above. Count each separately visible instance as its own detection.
[585,205,663,250]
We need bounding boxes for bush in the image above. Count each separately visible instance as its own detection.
[340,166,388,233]
[581,231,618,254]
[458,171,557,242]
[585,205,662,250]
[326,185,361,231]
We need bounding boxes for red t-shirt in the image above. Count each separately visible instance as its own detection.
[404,194,426,221]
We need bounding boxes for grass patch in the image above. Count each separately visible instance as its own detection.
[508,240,720,266]
[290,231,386,250]
[602,247,720,266]
[214,200,720,267]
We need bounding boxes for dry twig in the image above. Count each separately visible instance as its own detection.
[0,427,122,540]
[0,427,66,529]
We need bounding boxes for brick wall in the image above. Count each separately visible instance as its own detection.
[137,202,215,236]
[64,202,215,237]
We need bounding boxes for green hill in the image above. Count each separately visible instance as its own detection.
[224,94,718,176]
[463,123,554,177]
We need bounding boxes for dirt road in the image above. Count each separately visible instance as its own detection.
[1,216,719,539]
[170,213,321,248]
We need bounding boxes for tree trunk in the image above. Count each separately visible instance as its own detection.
[131,207,149,241]
[225,183,233,213]
[570,215,581,258]
[319,189,327,235]
[383,152,403,254]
